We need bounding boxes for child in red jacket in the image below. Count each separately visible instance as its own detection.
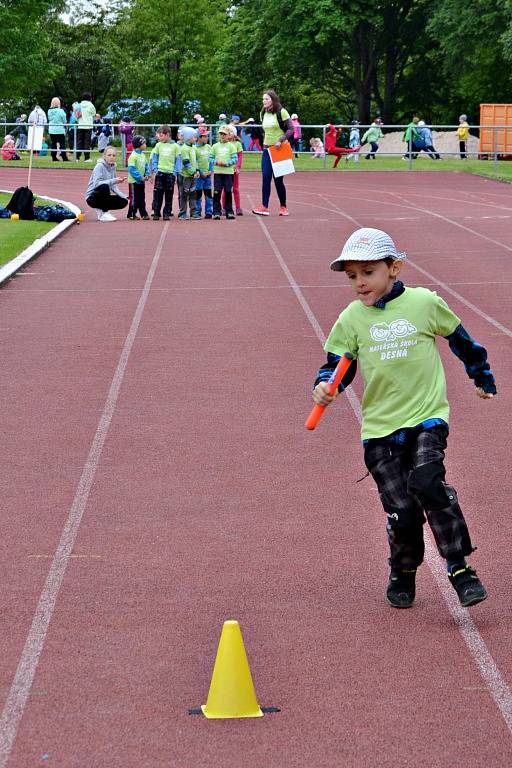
[325,124,360,167]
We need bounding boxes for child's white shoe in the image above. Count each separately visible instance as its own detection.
[99,211,117,222]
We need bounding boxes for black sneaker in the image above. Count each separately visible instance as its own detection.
[212,214,221,220]
[386,569,416,608]
[151,214,161,220]
[163,214,170,221]
[226,212,236,220]
[204,214,212,219]
[448,564,488,607]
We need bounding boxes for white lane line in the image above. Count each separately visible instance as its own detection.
[249,199,512,737]
[249,198,364,420]
[387,189,512,213]
[312,195,512,339]
[404,261,512,339]
[387,191,512,253]
[0,224,170,767]
[425,537,512,731]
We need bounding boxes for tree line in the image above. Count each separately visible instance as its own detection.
[1,0,512,126]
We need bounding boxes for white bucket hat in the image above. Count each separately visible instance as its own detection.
[330,228,407,271]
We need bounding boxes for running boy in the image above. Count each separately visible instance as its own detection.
[210,125,237,220]
[150,125,181,220]
[311,228,496,609]
[127,135,150,220]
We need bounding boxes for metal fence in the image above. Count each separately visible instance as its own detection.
[2,122,512,171]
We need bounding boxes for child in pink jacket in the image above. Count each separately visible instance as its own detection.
[2,135,21,160]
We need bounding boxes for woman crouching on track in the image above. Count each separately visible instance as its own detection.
[252,89,294,217]
[85,146,128,222]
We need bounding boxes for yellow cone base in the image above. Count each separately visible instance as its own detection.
[200,620,264,719]
[200,703,263,719]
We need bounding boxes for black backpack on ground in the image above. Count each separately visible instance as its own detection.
[6,186,35,220]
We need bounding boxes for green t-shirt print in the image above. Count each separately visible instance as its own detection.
[324,287,461,440]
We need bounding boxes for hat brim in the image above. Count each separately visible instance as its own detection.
[330,251,407,271]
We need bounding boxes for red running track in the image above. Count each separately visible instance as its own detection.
[0,166,511,767]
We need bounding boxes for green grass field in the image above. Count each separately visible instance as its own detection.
[2,149,512,183]
[0,192,56,266]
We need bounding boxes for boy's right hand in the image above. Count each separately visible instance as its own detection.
[312,381,337,406]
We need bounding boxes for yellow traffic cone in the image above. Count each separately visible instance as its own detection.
[201,620,264,719]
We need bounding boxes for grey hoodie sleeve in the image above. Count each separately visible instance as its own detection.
[86,161,127,199]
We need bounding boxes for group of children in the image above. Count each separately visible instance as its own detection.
[126,123,243,221]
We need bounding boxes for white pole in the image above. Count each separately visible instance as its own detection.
[27,123,36,189]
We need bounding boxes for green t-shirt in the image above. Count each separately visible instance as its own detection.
[262,108,290,146]
[127,149,148,184]
[196,142,212,173]
[210,141,237,174]
[324,287,460,440]
[179,142,197,176]
[150,141,180,173]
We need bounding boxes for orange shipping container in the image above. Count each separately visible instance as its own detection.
[479,104,512,157]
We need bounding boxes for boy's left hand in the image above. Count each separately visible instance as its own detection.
[476,387,494,399]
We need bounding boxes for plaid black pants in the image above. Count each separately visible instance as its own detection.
[364,426,474,569]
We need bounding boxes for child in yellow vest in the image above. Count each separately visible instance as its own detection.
[456,114,470,159]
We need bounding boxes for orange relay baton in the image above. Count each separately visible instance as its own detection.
[305,352,354,430]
